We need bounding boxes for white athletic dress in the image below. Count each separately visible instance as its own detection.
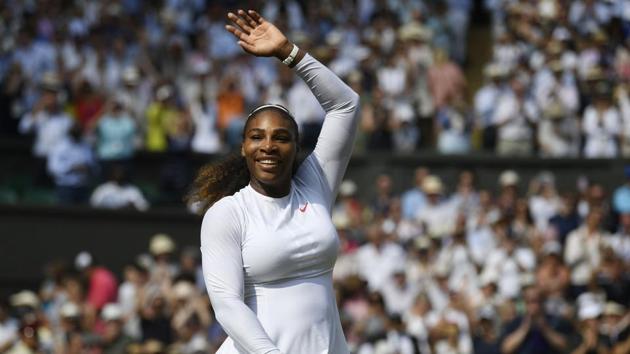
[200,54,360,354]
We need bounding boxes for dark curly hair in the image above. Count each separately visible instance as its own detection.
[186,105,299,214]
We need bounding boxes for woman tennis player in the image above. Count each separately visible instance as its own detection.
[190,9,359,354]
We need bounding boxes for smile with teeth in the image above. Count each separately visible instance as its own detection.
[258,159,280,166]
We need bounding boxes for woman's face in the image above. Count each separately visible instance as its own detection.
[241,110,298,195]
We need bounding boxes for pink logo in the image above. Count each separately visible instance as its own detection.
[299,202,308,213]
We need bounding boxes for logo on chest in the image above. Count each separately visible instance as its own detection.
[299,202,308,213]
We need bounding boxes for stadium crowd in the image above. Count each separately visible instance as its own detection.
[2,167,630,353]
[2,0,630,353]
[1,0,630,206]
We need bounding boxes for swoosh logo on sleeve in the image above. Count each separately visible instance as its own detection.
[299,202,308,213]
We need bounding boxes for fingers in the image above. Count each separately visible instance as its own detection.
[237,41,256,54]
[225,25,248,41]
[247,10,265,24]
[238,9,258,28]
[227,12,252,34]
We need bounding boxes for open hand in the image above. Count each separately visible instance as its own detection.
[225,9,291,59]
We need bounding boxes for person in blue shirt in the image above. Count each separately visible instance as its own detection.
[47,124,98,204]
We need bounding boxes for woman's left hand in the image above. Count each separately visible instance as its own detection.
[225,9,292,60]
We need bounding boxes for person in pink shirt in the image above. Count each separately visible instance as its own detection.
[75,251,118,311]
[428,48,467,110]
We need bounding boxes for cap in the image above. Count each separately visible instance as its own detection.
[149,233,175,255]
[122,67,140,84]
[398,22,432,41]
[422,175,443,195]
[339,180,357,197]
[60,302,81,318]
[603,302,625,316]
[578,301,603,320]
[499,170,519,187]
[40,71,62,91]
[10,290,39,309]
[542,241,562,255]
[172,281,195,300]
[101,303,123,321]
[75,251,93,270]
[484,63,508,78]
[414,237,431,250]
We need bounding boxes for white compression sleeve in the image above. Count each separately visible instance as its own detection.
[294,54,360,200]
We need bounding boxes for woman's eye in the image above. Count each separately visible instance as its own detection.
[250,135,262,140]
[275,136,290,142]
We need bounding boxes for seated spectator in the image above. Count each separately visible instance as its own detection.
[436,97,472,154]
[94,96,138,165]
[47,124,98,204]
[356,223,406,291]
[72,79,106,132]
[600,302,629,350]
[612,167,630,215]
[401,167,429,220]
[475,63,508,152]
[101,304,134,354]
[493,76,539,156]
[19,72,73,183]
[500,286,572,354]
[564,208,609,296]
[582,83,621,158]
[415,175,456,239]
[90,165,149,211]
[606,213,630,263]
[145,84,178,152]
[74,251,118,312]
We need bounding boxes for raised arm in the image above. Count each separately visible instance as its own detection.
[295,54,360,198]
[200,199,281,354]
[226,9,360,198]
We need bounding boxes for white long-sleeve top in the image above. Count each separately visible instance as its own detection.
[200,54,359,354]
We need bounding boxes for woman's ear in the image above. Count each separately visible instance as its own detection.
[240,145,245,157]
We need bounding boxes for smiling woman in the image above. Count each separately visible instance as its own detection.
[187,8,360,354]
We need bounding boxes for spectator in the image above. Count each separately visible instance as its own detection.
[75,251,118,312]
[18,72,73,181]
[94,96,138,167]
[90,165,149,211]
[582,83,621,158]
[500,286,571,354]
[493,76,539,156]
[356,223,406,291]
[47,123,98,204]
[436,97,472,154]
[427,48,466,110]
[564,208,609,295]
[401,167,429,220]
[475,64,508,152]
[101,304,134,354]
[416,175,455,239]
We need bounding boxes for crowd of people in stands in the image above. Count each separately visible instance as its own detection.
[2,167,630,353]
[1,0,630,205]
[2,0,630,353]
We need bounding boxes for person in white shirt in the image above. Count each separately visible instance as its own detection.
[582,84,621,158]
[604,213,630,263]
[90,165,149,211]
[188,10,360,354]
[493,76,539,156]
[356,223,407,292]
[416,175,456,239]
[564,208,609,290]
[381,268,420,316]
[474,63,507,151]
[19,72,74,185]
